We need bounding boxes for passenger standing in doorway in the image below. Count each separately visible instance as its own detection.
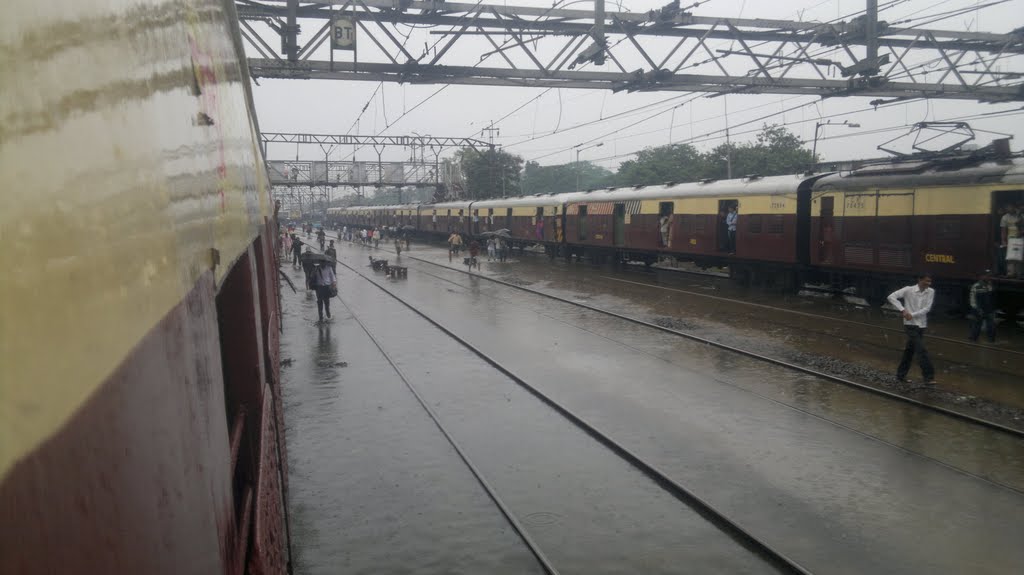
[659,214,671,248]
[968,270,996,343]
[887,273,937,386]
[726,205,738,254]
[1002,204,1022,278]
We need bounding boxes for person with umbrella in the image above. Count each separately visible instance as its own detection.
[310,258,337,322]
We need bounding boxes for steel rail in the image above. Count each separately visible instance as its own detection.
[334,296,562,575]
[598,273,1024,358]
[363,239,1024,439]
[360,254,1024,497]
[325,252,815,575]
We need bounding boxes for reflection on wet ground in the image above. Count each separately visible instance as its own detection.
[278,268,544,575]
[377,237,1024,423]
[311,239,1024,575]
[280,261,781,574]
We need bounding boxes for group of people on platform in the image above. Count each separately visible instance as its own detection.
[447,231,511,268]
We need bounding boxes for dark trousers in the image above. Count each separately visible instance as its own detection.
[292,251,301,265]
[969,311,996,342]
[316,286,332,320]
[897,325,934,381]
[727,230,736,253]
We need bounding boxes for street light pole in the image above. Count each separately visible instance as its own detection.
[575,141,604,192]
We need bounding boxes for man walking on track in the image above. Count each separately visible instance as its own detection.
[887,273,937,386]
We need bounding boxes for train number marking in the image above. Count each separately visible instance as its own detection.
[845,197,867,210]
[771,198,786,209]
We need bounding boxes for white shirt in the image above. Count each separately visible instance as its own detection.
[726,211,738,231]
[887,285,935,328]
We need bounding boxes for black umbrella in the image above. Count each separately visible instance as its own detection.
[401,225,416,231]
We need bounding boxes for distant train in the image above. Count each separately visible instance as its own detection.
[328,153,1024,312]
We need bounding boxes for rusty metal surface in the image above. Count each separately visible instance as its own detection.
[249,386,289,575]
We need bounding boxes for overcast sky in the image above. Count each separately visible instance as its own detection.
[249,0,1024,174]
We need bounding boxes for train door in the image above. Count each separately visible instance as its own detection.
[818,196,835,263]
[487,208,494,231]
[506,208,513,230]
[658,201,673,247]
[472,209,479,235]
[993,190,1024,275]
[613,204,626,246]
[535,207,545,240]
[579,205,588,240]
[717,199,737,253]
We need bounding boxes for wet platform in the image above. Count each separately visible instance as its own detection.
[279,237,1024,575]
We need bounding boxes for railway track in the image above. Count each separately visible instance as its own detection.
[339,236,1024,439]
[599,273,1024,362]
[333,255,812,575]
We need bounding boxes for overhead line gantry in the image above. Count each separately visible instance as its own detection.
[237,0,1024,101]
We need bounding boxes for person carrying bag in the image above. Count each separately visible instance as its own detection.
[311,262,337,322]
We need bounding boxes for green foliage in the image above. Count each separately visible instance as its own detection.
[614,143,709,186]
[522,160,613,195]
[455,147,524,199]
[612,124,815,186]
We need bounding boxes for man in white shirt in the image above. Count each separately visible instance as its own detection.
[1001,204,1021,278]
[887,273,936,385]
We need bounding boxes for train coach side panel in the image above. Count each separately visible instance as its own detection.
[811,186,996,279]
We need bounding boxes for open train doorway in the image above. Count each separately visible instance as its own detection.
[717,199,738,253]
[613,204,626,246]
[579,205,588,240]
[993,189,1024,276]
[536,206,545,240]
[818,196,835,263]
[658,201,673,247]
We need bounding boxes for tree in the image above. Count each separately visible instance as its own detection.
[610,125,815,185]
[522,160,613,195]
[454,147,524,199]
[613,143,709,186]
[704,124,815,180]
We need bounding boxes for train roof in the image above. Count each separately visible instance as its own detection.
[471,194,565,209]
[423,201,473,211]
[557,174,815,203]
[813,156,1024,190]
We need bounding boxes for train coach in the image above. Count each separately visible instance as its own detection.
[326,151,1023,310]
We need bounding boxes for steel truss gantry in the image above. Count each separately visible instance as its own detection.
[237,0,1024,101]
[263,132,491,210]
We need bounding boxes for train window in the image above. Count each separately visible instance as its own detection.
[679,214,693,233]
[767,215,784,234]
[695,216,706,233]
[748,215,763,234]
[936,217,961,240]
